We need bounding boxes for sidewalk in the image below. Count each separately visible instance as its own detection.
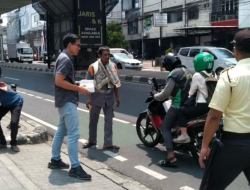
[0,114,151,190]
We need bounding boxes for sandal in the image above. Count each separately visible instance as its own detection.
[103,145,120,150]
[82,142,97,149]
[158,157,177,167]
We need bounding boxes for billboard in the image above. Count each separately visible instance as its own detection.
[77,0,105,47]
[239,0,250,29]
[153,13,168,27]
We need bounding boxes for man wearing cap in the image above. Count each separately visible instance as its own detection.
[199,29,250,189]
[0,81,23,152]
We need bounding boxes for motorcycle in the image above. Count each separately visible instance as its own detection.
[136,78,207,162]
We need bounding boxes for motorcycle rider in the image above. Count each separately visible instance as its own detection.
[154,53,192,167]
[173,52,214,143]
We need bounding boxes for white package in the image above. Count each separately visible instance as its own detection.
[163,100,172,112]
[79,80,95,93]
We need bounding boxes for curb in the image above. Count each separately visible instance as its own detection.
[4,114,48,145]
[20,113,152,190]
[1,64,166,85]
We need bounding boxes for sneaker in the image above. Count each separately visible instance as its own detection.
[173,134,191,143]
[48,159,69,169]
[11,146,20,152]
[69,165,92,180]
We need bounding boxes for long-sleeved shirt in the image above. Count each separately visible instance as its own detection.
[154,78,175,101]
[189,71,210,103]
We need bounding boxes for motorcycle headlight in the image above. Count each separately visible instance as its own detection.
[224,62,235,67]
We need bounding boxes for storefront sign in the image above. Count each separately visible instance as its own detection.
[77,0,104,47]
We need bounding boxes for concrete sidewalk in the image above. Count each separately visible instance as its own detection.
[0,114,151,190]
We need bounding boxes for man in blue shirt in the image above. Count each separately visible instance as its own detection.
[0,81,23,152]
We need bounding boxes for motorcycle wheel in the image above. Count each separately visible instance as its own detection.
[136,114,161,147]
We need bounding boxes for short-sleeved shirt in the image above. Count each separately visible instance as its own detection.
[209,58,250,133]
[54,50,78,108]
[86,63,117,107]
[0,88,23,107]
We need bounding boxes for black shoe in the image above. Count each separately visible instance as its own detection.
[69,165,92,180]
[48,159,69,169]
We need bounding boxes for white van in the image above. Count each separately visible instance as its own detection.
[109,48,133,59]
[177,46,236,75]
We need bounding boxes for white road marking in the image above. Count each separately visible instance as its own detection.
[4,77,20,80]
[21,112,57,131]
[77,108,89,113]
[103,151,128,162]
[19,91,27,94]
[77,108,130,124]
[44,99,55,102]
[134,165,167,180]
[180,186,195,190]
[113,118,130,124]
[78,139,88,144]
[132,124,136,127]
[20,90,130,124]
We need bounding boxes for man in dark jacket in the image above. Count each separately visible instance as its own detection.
[154,54,192,167]
[0,81,23,152]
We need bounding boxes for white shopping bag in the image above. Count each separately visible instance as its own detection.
[163,100,172,112]
[79,80,95,93]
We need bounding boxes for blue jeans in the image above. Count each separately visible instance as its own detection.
[51,102,80,168]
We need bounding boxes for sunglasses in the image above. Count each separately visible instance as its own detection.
[73,43,81,48]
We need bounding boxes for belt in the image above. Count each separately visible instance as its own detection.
[96,89,112,94]
[223,131,250,140]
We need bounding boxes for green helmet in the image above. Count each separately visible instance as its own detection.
[193,52,214,72]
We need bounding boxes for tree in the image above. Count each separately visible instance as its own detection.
[106,21,128,49]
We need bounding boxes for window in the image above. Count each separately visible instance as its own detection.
[202,49,217,59]
[133,0,139,9]
[189,49,200,57]
[168,10,182,23]
[128,20,138,35]
[180,48,190,56]
[188,6,199,20]
[34,15,40,22]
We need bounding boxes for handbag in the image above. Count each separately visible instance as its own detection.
[183,91,197,107]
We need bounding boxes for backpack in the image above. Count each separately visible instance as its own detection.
[199,71,218,104]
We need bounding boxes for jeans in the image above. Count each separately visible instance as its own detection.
[51,102,80,168]
[0,105,22,146]
[161,106,179,152]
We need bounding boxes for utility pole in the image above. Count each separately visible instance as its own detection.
[159,0,162,57]
[141,0,144,62]
[184,0,188,45]
[0,34,3,62]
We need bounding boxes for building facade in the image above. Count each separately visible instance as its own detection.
[122,0,240,59]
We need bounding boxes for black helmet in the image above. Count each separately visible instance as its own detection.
[161,53,181,71]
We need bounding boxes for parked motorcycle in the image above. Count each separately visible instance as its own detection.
[136,78,207,161]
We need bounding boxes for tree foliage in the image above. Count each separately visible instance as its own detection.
[106,21,128,49]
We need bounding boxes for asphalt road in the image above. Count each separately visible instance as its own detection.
[1,67,249,190]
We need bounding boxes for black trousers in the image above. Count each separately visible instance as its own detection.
[0,105,22,146]
[203,140,250,190]
[178,103,209,127]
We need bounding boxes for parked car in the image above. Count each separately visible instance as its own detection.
[110,48,134,59]
[177,46,237,75]
[110,53,142,70]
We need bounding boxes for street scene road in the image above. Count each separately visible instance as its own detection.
[1,67,249,190]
